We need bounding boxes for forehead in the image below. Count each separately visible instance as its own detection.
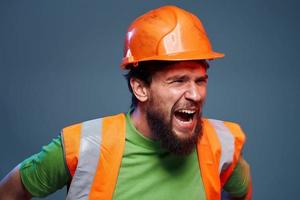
[153,61,207,78]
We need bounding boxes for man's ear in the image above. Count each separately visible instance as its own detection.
[130,78,149,103]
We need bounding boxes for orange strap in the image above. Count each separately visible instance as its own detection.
[88,113,126,200]
[197,118,222,200]
[198,119,246,200]
[61,123,82,177]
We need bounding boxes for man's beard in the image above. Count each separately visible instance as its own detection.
[146,107,203,156]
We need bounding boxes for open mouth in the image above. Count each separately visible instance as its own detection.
[174,109,196,123]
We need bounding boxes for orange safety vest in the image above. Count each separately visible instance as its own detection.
[61,113,245,200]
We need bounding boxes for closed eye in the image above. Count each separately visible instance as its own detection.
[167,75,188,84]
[196,75,208,84]
[172,78,185,83]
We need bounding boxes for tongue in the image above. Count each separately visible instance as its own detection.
[175,112,191,122]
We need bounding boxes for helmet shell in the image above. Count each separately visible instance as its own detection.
[121,5,224,69]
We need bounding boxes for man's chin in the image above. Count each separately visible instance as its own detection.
[146,109,203,156]
[172,129,196,140]
[172,119,195,137]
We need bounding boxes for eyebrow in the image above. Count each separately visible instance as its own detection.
[196,74,209,81]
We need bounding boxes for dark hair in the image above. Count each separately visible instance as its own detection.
[124,60,209,109]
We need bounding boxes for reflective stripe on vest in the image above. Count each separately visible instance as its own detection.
[209,119,235,174]
[66,118,102,200]
[220,121,246,187]
[62,114,245,200]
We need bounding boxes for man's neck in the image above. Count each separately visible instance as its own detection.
[130,106,158,140]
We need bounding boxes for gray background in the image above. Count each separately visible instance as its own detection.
[1,0,299,199]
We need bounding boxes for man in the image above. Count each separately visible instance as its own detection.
[0,5,252,200]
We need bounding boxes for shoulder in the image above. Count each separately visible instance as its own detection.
[60,113,126,176]
[62,113,126,133]
[202,118,246,143]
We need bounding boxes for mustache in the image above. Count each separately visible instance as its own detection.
[172,100,204,112]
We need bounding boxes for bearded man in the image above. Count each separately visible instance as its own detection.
[0,5,252,200]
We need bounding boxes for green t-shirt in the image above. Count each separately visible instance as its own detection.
[20,113,249,199]
[113,113,205,199]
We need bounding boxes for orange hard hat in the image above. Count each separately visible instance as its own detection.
[121,5,224,69]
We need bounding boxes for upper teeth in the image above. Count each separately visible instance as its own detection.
[178,110,195,114]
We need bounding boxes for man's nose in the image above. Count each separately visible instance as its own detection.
[184,83,202,103]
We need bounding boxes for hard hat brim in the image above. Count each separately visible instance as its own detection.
[121,50,224,70]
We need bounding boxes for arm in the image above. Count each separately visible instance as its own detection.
[0,165,32,200]
[223,157,252,200]
[1,136,70,199]
[230,179,252,200]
